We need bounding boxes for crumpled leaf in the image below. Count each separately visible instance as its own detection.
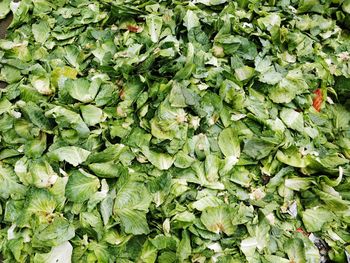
[65,169,100,203]
[48,146,91,167]
[280,108,304,132]
[218,127,240,158]
[142,148,174,170]
[33,241,73,263]
[302,207,335,232]
[32,217,75,248]
[0,0,11,19]
[201,206,236,235]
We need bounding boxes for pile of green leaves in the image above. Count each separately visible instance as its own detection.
[0,0,350,262]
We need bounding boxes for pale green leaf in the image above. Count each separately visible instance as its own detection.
[65,169,100,203]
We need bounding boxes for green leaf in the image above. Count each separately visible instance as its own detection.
[193,0,228,5]
[0,0,11,19]
[34,241,73,263]
[284,238,306,263]
[29,160,58,188]
[191,196,223,211]
[26,188,57,219]
[201,206,235,235]
[1,65,22,83]
[81,104,105,126]
[302,207,334,232]
[25,132,47,158]
[138,240,157,263]
[66,78,100,103]
[32,217,75,248]
[218,127,240,158]
[32,20,50,44]
[48,146,91,167]
[0,164,27,199]
[88,162,126,178]
[0,98,12,115]
[183,10,200,31]
[117,209,150,235]
[176,230,191,261]
[284,177,313,191]
[343,0,350,14]
[146,15,163,43]
[280,108,304,132]
[243,138,275,160]
[276,147,308,168]
[66,169,100,203]
[113,179,152,234]
[114,181,152,211]
[142,148,174,170]
[234,66,255,81]
[45,106,90,137]
[100,189,116,226]
[20,101,53,130]
[263,255,290,263]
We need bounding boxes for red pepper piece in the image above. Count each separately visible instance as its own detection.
[127,25,140,33]
[313,88,323,112]
[296,227,309,236]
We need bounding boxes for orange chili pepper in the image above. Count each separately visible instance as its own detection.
[313,88,323,112]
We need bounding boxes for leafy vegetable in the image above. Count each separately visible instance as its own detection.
[0,0,350,262]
